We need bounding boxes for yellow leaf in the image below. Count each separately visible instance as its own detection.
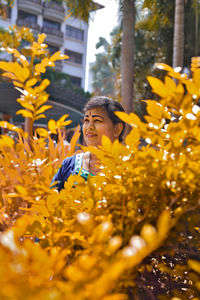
[156,63,174,72]
[57,120,72,128]
[37,79,50,92]
[115,111,141,127]
[157,63,185,80]
[65,265,85,282]
[16,109,33,118]
[48,119,57,134]
[157,210,171,238]
[101,135,112,150]
[25,78,37,87]
[36,128,49,138]
[2,72,17,80]
[181,93,192,109]
[125,128,140,145]
[15,185,28,196]
[57,114,69,124]
[50,51,69,62]
[15,66,29,82]
[178,153,186,168]
[35,114,46,120]
[57,114,72,128]
[37,33,46,44]
[17,99,34,111]
[188,259,200,273]
[0,61,13,72]
[167,70,184,81]
[7,48,29,68]
[0,121,20,132]
[13,81,24,87]
[35,105,52,115]
[193,68,200,86]
[186,81,200,96]
[32,204,50,216]
[67,125,80,156]
[0,135,15,148]
[46,194,58,212]
[146,100,164,119]
[35,63,46,74]
[145,116,161,127]
[41,58,50,66]
[147,76,168,98]
[165,76,176,94]
[140,224,157,245]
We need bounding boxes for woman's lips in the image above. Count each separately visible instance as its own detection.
[86,133,97,138]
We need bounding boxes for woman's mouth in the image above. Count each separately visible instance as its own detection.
[86,133,97,138]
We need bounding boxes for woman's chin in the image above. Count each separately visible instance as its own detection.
[86,140,100,147]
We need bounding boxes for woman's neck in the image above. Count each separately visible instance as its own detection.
[89,152,99,175]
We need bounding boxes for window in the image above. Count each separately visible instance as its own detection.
[18,10,37,23]
[66,25,84,41]
[69,75,82,88]
[65,50,82,65]
[6,6,11,19]
[43,19,60,30]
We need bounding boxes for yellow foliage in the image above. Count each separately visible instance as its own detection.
[0,27,69,135]
[0,29,199,298]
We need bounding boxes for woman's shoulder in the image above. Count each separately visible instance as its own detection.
[61,155,76,171]
[62,152,83,167]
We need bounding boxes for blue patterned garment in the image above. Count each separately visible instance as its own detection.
[51,153,94,191]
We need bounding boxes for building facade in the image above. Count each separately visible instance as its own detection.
[0,0,90,89]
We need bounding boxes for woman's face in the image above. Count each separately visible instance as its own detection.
[83,107,119,146]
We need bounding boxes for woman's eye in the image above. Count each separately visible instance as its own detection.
[94,119,102,123]
[84,119,89,123]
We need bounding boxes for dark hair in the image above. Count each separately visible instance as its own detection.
[83,96,126,142]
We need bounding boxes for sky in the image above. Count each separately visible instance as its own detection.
[85,0,119,91]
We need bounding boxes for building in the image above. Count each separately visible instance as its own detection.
[0,0,103,129]
[1,0,91,89]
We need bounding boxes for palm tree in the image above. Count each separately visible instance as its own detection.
[67,0,136,115]
[172,0,185,68]
[121,0,135,114]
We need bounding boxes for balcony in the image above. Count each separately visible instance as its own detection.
[55,60,63,72]
[17,19,40,33]
[42,26,64,47]
[43,2,65,23]
[18,0,42,15]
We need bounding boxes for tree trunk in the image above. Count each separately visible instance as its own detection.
[121,0,135,114]
[2,114,11,135]
[25,117,33,147]
[172,0,185,68]
[195,0,199,56]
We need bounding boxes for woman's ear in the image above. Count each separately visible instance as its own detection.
[114,123,123,138]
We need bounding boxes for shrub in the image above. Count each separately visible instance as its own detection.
[0,31,199,299]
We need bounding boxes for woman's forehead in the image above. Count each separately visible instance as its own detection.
[84,107,108,117]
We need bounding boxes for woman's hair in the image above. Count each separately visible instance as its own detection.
[83,96,126,142]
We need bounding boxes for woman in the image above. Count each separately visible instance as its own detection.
[51,96,125,191]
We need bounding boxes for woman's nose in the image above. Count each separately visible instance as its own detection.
[88,120,95,129]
